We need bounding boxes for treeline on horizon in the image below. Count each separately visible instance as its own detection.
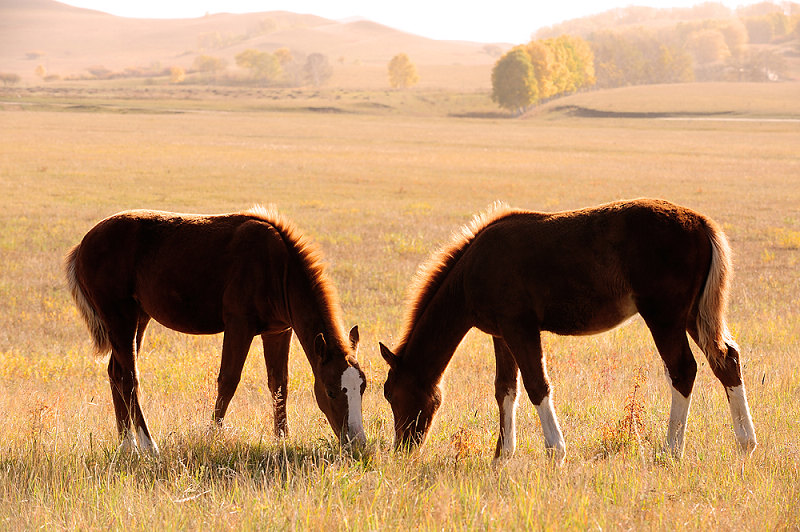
[544,1,799,88]
[490,1,799,112]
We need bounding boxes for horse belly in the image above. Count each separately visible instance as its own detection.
[541,293,638,336]
[136,275,226,335]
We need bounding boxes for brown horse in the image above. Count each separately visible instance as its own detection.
[380,199,756,464]
[65,206,366,454]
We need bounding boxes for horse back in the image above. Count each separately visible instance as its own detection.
[72,210,291,334]
[461,199,713,336]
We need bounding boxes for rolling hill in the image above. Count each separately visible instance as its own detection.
[0,0,508,88]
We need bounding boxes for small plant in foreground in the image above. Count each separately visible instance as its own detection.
[598,366,652,457]
[450,426,482,463]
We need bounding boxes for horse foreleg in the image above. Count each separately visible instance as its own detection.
[492,336,520,459]
[213,324,254,426]
[502,326,566,466]
[262,329,292,438]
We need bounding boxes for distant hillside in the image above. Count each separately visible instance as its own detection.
[0,0,508,88]
[535,4,738,38]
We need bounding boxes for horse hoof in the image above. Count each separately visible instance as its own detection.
[546,445,566,467]
[738,437,757,457]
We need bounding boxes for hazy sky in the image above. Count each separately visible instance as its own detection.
[59,1,743,43]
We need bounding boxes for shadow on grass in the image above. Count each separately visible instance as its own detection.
[0,431,377,492]
[88,432,379,486]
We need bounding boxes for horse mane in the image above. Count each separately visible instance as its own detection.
[395,201,520,352]
[243,205,346,347]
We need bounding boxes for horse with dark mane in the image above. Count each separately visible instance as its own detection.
[380,199,756,464]
[66,206,366,454]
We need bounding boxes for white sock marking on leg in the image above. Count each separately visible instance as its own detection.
[726,384,757,454]
[120,429,138,453]
[667,385,691,458]
[136,426,160,455]
[501,388,519,455]
[535,395,566,465]
[341,366,366,445]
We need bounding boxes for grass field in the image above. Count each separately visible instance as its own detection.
[1,82,799,530]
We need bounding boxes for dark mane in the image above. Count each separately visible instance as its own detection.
[244,205,346,347]
[396,201,520,352]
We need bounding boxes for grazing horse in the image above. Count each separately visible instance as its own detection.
[65,206,366,454]
[380,199,756,464]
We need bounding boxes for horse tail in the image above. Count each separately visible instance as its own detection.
[64,244,111,357]
[696,220,737,368]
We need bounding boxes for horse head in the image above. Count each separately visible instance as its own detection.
[379,342,442,450]
[312,326,367,448]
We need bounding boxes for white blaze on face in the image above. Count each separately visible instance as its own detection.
[341,366,366,445]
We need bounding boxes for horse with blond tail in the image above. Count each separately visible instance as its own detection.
[380,198,756,464]
[66,206,366,454]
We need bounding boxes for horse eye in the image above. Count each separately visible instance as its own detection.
[327,389,336,399]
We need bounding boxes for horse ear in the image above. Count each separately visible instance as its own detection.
[314,333,329,363]
[348,325,359,354]
[379,342,399,368]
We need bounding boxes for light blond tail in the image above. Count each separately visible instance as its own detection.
[697,222,737,367]
[64,245,111,357]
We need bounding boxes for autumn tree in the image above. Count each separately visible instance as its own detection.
[686,29,730,64]
[0,72,20,86]
[555,35,596,92]
[719,20,749,55]
[491,47,537,114]
[589,30,694,87]
[193,55,226,74]
[274,47,293,66]
[304,53,332,87]
[388,53,419,88]
[169,66,185,84]
[235,49,281,83]
[492,36,595,113]
[726,48,787,81]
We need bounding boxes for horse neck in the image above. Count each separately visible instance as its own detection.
[286,272,344,364]
[400,277,472,387]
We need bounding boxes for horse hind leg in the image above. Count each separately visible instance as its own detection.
[107,307,159,455]
[644,316,697,460]
[689,325,757,455]
[492,336,520,460]
[262,329,292,438]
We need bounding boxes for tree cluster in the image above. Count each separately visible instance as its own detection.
[185,49,334,87]
[536,2,798,86]
[589,8,797,87]
[589,30,694,88]
[491,36,595,114]
[0,72,21,86]
[233,48,332,86]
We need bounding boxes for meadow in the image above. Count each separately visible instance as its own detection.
[1,82,799,530]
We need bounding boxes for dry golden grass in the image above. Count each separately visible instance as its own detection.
[1,83,799,529]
